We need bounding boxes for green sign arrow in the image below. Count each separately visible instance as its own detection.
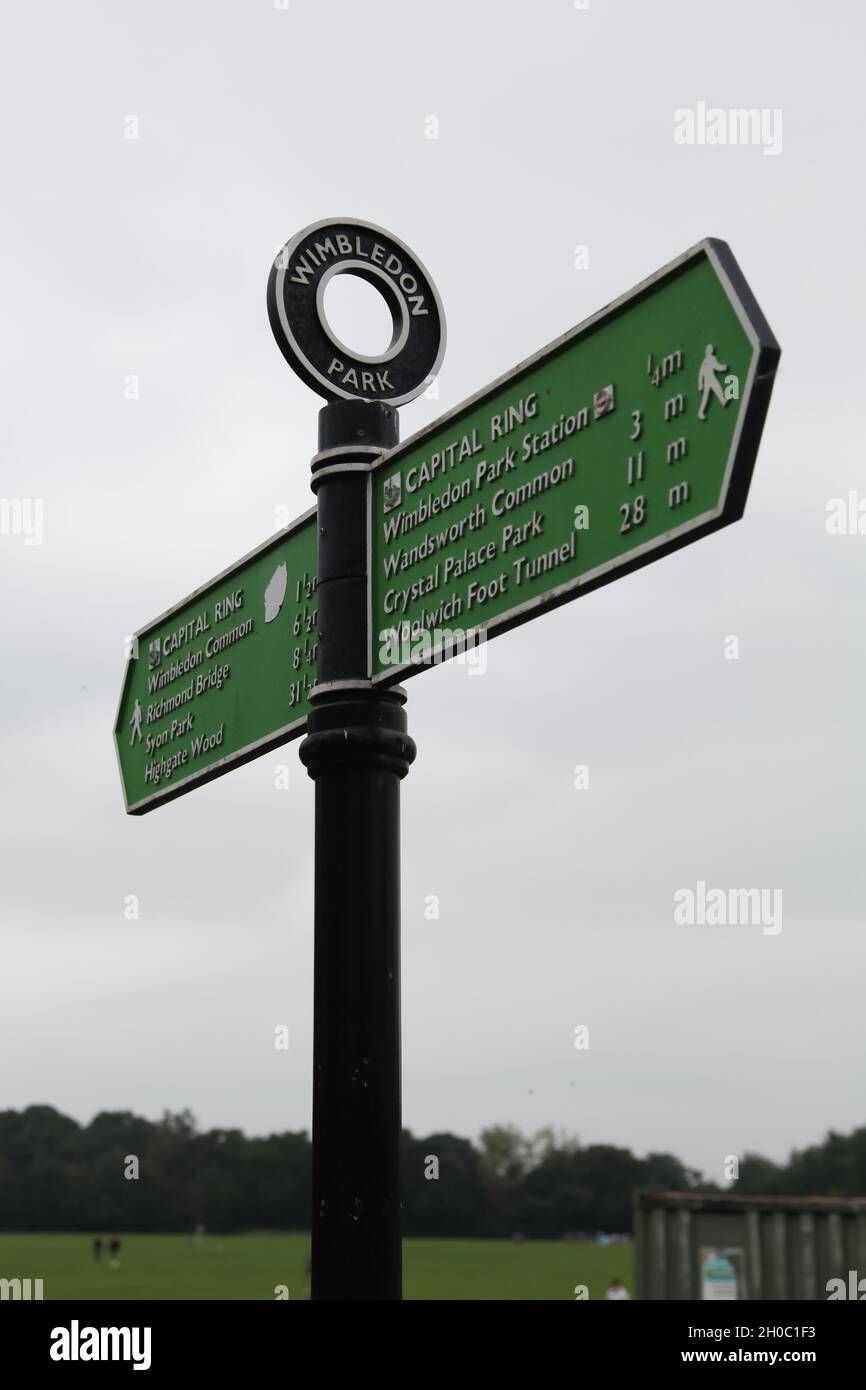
[114,510,318,813]
[369,240,779,681]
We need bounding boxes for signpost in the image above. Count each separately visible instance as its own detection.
[266,221,447,1301]
[369,239,780,683]
[115,220,779,1301]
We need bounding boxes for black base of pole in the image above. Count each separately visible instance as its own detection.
[300,691,414,1300]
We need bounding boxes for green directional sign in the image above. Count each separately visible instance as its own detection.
[115,510,318,814]
[369,239,779,681]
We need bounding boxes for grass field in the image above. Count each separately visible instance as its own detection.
[0,1234,634,1300]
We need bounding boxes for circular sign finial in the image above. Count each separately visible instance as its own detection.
[267,218,445,407]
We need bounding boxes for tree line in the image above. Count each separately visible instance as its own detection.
[1,1106,863,1237]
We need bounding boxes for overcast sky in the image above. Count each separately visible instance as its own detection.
[1,0,864,1183]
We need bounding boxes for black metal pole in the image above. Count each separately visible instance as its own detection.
[299,398,415,1300]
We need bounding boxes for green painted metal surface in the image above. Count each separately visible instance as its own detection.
[115,511,317,813]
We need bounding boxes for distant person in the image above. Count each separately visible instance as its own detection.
[108,1237,122,1269]
[92,1237,103,1262]
[605,1277,630,1300]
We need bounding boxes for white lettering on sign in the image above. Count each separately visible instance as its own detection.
[327,359,394,393]
[289,235,428,315]
[490,393,538,440]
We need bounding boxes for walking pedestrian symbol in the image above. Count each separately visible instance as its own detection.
[697,343,729,420]
[130,698,143,746]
